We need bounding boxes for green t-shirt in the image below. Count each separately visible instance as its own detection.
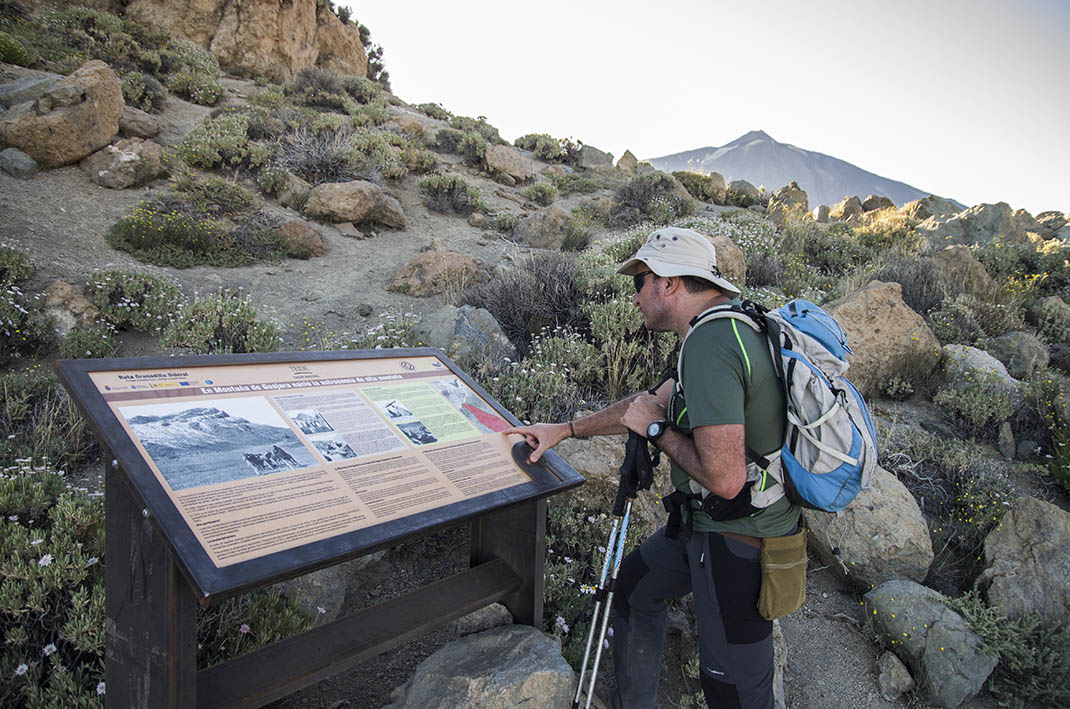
[669,303,800,537]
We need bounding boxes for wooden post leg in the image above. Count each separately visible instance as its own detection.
[105,459,197,708]
[470,499,546,626]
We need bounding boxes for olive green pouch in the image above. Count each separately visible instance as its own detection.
[757,529,808,621]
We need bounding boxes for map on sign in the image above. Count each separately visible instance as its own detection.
[86,355,529,569]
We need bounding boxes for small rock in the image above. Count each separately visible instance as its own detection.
[335,222,361,238]
[830,195,864,220]
[277,171,311,211]
[467,213,487,228]
[357,303,373,317]
[387,251,490,297]
[814,205,830,222]
[278,220,328,258]
[0,147,38,179]
[876,651,915,700]
[41,280,101,337]
[119,105,160,138]
[575,143,613,169]
[997,421,1015,460]
[79,137,164,189]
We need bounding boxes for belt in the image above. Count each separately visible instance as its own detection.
[720,530,762,549]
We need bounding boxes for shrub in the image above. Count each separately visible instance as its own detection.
[177,112,254,169]
[976,236,1070,299]
[160,37,223,106]
[873,256,948,315]
[286,67,348,111]
[171,173,260,216]
[2,285,55,367]
[165,67,223,106]
[1027,297,1070,345]
[0,29,33,66]
[584,296,675,400]
[514,133,568,162]
[877,376,914,401]
[86,269,182,333]
[119,70,167,113]
[854,208,921,253]
[340,75,384,105]
[195,588,316,670]
[347,99,392,128]
[0,371,96,467]
[945,592,1070,708]
[672,171,717,202]
[163,290,280,354]
[270,126,361,185]
[0,245,32,286]
[418,174,484,215]
[524,182,558,207]
[106,198,225,268]
[463,252,586,354]
[449,115,501,144]
[608,173,697,228]
[417,102,452,121]
[58,322,117,360]
[786,222,873,278]
[351,129,407,179]
[493,212,519,234]
[562,212,594,253]
[933,368,1014,441]
[548,173,601,195]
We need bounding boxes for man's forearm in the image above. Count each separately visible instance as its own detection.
[571,393,641,438]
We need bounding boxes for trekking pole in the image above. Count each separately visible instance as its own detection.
[583,497,633,709]
[571,518,619,709]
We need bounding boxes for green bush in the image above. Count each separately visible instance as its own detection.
[933,369,1014,441]
[945,592,1070,708]
[672,171,717,202]
[270,126,361,185]
[0,371,96,468]
[1028,297,1070,345]
[418,174,484,215]
[524,182,558,207]
[160,38,223,106]
[548,173,601,195]
[106,199,225,268]
[927,296,984,345]
[58,323,117,360]
[493,212,519,234]
[0,29,33,66]
[195,588,316,670]
[417,102,452,121]
[176,111,256,169]
[86,269,182,333]
[119,70,167,113]
[449,115,501,144]
[976,236,1070,299]
[562,212,594,253]
[171,173,260,216]
[584,296,675,400]
[608,173,697,228]
[340,75,384,105]
[0,245,32,286]
[787,222,873,278]
[163,290,280,354]
[514,133,568,162]
[165,66,224,106]
[873,256,948,315]
[1,286,55,367]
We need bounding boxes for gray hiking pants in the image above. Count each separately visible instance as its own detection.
[611,526,774,709]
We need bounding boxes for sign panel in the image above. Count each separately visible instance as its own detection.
[57,349,581,599]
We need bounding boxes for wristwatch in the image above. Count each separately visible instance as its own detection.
[646,419,670,445]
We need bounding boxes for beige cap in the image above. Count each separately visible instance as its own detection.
[617,227,740,295]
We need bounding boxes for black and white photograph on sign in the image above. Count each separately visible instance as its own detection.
[310,434,358,462]
[117,397,318,490]
[291,408,333,435]
[381,399,413,419]
[397,421,437,446]
[431,378,510,434]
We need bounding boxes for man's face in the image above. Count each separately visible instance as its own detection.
[631,267,672,332]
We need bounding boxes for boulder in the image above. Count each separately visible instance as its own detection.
[277,220,328,258]
[387,251,491,297]
[575,143,613,169]
[864,580,997,709]
[416,304,515,365]
[616,149,638,177]
[876,651,915,702]
[766,181,809,226]
[901,195,961,221]
[728,179,760,205]
[277,171,312,211]
[829,195,863,221]
[272,551,388,624]
[385,115,425,139]
[916,202,1046,247]
[706,171,727,206]
[1035,210,1067,234]
[813,205,830,223]
[862,194,895,212]
[707,233,746,288]
[0,61,123,167]
[823,281,941,395]
[124,0,367,82]
[0,73,58,109]
[41,280,101,337]
[930,245,998,300]
[119,105,160,139]
[804,466,933,589]
[79,138,165,189]
[941,344,1021,400]
[303,180,405,229]
[0,147,38,179]
[449,603,514,637]
[513,205,571,249]
[385,625,574,709]
[976,496,1070,624]
[1058,224,1070,243]
[484,143,534,184]
[982,330,1049,380]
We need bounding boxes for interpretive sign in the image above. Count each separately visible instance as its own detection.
[57,348,581,601]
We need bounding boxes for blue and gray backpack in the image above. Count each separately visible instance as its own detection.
[679,299,878,513]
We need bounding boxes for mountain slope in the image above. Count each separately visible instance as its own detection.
[647,130,936,208]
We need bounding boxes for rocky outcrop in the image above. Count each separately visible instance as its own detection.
[575,143,613,169]
[707,233,746,288]
[705,171,727,206]
[513,205,571,249]
[942,344,1021,399]
[813,205,830,223]
[0,61,123,167]
[41,280,101,337]
[862,194,895,212]
[804,466,933,589]
[830,195,863,221]
[976,496,1070,624]
[982,331,1049,380]
[388,251,490,297]
[484,144,534,185]
[766,181,809,226]
[901,195,960,221]
[385,625,575,709]
[930,245,998,300]
[303,180,405,229]
[415,304,515,365]
[616,149,638,177]
[824,281,941,395]
[124,0,368,82]
[916,202,1046,247]
[79,138,165,189]
[864,580,997,709]
[0,147,38,179]
[728,179,759,205]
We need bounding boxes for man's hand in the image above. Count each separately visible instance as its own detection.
[620,393,667,438]
[501,422,570,463]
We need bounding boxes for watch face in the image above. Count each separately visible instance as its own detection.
[647,421,664,439]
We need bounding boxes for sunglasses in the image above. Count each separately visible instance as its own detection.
[633,270,657,292]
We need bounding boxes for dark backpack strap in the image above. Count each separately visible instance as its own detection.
[662,490,697,542]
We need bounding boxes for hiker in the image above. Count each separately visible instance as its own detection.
[503,227,800,709]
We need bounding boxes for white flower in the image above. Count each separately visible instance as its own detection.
[239,623,250,634]
[317,606,326,614]
[86,556,99,566]
[7,514,17,521]
[96,681,106,695]
[42,644,56,656]
[38,554,53,566]
[30,538,43,545]
[15,663,28,676]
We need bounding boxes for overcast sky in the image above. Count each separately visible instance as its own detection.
[344,0,1068,216]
